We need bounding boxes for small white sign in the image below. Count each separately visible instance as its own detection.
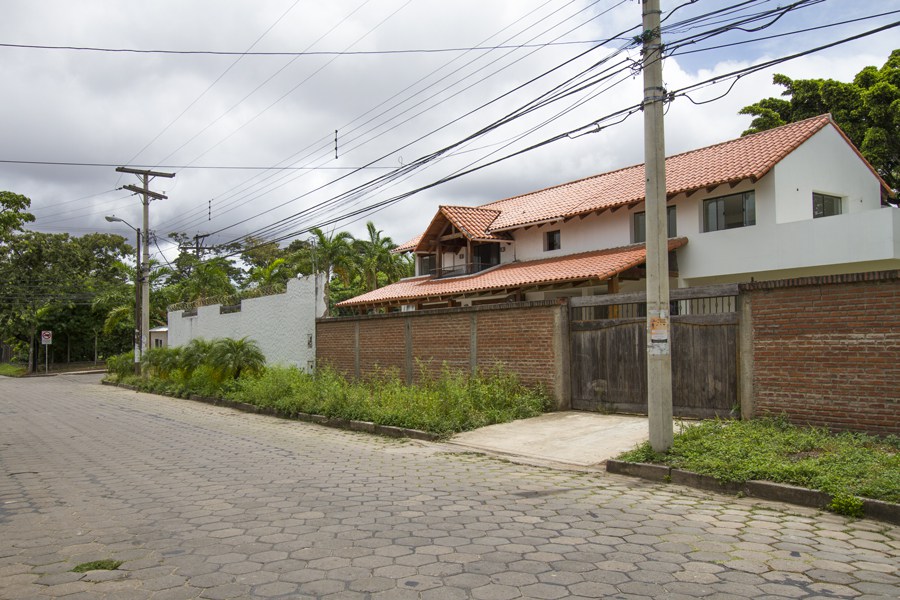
[41,330,52,345]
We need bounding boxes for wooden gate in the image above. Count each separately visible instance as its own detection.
[569,285,739,418]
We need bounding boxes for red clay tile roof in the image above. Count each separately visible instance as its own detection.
[411,206,510,253]
[337,238,687,308]
[484,114,884,231]
[393,233,422,253]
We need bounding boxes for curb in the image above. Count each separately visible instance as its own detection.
[606,460,899,525]
[99,380,440,442]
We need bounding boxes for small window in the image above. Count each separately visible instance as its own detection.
[703,191,755,232]
[813,193,842,218]
[633,206,677,243]
[544,230,561,251]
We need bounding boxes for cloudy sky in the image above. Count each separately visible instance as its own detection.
[1,0,898,261]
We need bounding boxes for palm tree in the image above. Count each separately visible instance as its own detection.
[179,338,216,377]
[209,337,266,380]
[245,257,294,289]
[354,222,396,292]
[308,228,355,315]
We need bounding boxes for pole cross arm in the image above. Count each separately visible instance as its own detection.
[116,166,176,178]
[123,184,167,200]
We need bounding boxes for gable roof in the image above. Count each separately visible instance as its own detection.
[338,238,687,309]
[411,205,510,253]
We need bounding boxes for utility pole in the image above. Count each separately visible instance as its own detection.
[116,167,175,369]
[134,228,142,375]
[642,0,673,451]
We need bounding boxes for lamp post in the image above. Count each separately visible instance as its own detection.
[106,215,142,376]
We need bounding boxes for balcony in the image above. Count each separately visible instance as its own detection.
[432,260,500,279]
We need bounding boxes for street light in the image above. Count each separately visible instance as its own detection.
[106,215,142,376]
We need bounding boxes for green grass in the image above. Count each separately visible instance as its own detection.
[0,363,26,377]
[228,364,551,437]
[618,417,900,508]
[71,559,122,573]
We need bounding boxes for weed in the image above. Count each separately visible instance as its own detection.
[71,559,122,573]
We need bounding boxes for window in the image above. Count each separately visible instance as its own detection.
[472,243,500,271]
[154,338,163,348]
[544,229,561,251]
[633,206,677,243]
[419,254,436,276]
[703,191,755,232]
[813,193,842,218]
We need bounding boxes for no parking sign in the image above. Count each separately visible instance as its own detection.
[41,330,52,345]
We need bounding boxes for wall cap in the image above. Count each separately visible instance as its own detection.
[739,269,900,292]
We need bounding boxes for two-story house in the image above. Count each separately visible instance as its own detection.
[337,114,897,312]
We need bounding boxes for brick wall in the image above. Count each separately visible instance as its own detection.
[743,271,900,436]
[317,301,567,406]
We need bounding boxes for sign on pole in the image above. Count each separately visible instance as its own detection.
[41,330,52,345]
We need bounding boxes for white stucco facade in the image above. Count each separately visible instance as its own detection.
[167,275,324,371]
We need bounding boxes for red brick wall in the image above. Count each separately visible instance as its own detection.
[475,307,557,391]
[317,301,563,398]
[745,272,900,436]
[315,319,356,375]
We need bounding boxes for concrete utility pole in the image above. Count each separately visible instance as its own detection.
[642,0,674,451]
[116,167,175,368]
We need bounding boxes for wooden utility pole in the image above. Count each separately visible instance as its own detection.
[642,0,673,451]
[116,167,175,368]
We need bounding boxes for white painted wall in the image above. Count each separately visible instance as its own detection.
[167,275,324,371]
[771,126,882,223]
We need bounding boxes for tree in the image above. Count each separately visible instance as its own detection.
[209,337,265,380]
[0,231,132,371]
[308,228,355,316]
[0,191,35,239]
[739,49,900,193]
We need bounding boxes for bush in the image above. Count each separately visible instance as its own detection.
[106,351,135,380]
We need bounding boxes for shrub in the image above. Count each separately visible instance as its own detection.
[106,351,135,380]
[142,346,181,379]
[208,337,265,381]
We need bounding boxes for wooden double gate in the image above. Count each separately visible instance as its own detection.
[569,285,739,418]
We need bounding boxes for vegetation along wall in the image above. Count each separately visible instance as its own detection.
[316,300,570,409]
[743,271,900,436]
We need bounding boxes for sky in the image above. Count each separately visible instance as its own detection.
[1,0,898,264]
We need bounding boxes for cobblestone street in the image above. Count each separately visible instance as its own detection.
[1,374,897,599]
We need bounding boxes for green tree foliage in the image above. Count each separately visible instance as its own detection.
[739,49,900,193]
[0,229,132,370]
[0,191,35,239]
[209,337,266,380]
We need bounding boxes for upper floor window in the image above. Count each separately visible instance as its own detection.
[419,253,436,276]
[813,192,842,218]
[544,229,561,251]
[633,206,677,243]
[703,191,755,232]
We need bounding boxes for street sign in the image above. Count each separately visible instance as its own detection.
[41,330,52,345]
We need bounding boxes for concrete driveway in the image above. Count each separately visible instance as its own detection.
[449,412,650,468]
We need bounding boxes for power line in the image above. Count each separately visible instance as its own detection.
[0,159,393,170]
[219,14,900,255]
[157,0,605,233]
[0,39,625,56]
[211,0,818,247]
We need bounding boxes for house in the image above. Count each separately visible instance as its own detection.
[337,114,897,312]
[148,326,168,348]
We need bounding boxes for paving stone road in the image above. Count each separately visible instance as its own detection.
[1,374,898,599]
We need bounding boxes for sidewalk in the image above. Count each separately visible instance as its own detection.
[448,411,650,468]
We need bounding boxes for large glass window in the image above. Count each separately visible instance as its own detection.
[813,193,842,218]
[703,191,755,232]
[633,206,677,243]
